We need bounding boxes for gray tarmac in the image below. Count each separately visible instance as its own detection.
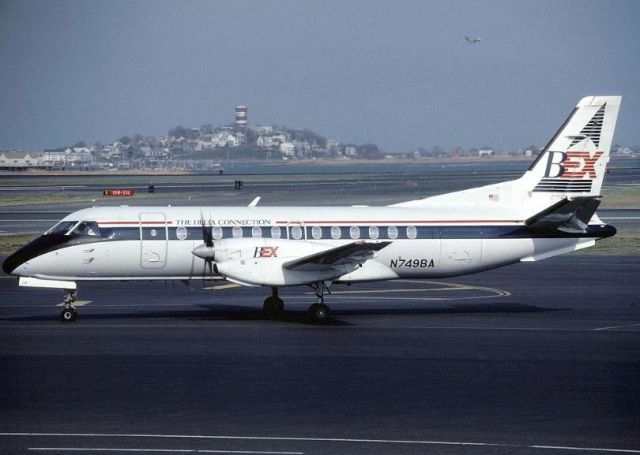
[1,255,639,454]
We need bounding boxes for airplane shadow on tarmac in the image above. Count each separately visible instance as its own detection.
[4,302,565,326]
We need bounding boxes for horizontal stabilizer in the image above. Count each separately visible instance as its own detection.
[525,197,601,234]
[284,241,391,271]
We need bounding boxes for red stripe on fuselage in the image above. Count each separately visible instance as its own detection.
[275,220,522,225]
[98,221,174,225]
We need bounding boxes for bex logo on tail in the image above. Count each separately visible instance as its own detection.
[544,151,604,179]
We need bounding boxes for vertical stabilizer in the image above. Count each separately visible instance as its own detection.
[527,96,621,197]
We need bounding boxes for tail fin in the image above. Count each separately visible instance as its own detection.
[392,96,621,213]
[527,96,621,197]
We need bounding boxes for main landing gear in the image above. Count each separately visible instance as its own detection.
[307,281,331,324]
[60,289,78,322]
[263,287,284,319]
[262,282,332,324]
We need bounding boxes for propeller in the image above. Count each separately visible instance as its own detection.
[191,214,216,277]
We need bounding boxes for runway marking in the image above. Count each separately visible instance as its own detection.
[55,300,93,308]
[29,448,303,454]
[204,283,243,290]
[311,280,511,301]
[593,322,640,331]
[3,433,639,454]
[329,286,474,293]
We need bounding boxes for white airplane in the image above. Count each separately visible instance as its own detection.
[3,96,621,323]
[462,35,481,44]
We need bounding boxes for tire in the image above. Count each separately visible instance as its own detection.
[60,308,77,323]
[308,303,330,324]
[263,297,284,319]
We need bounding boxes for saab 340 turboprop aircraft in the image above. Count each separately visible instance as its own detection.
[3,96,621,323]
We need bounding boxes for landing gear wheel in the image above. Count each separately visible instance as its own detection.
[60,307,77,323]
[308,303,330,324]
[263,296,284,319]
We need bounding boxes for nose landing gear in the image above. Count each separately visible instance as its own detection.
[60,289,78,322]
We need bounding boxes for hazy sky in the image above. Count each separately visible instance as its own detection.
[1,0,639,152]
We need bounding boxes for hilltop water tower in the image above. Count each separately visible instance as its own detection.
[235,106,247,126]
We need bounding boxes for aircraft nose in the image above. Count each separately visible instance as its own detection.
[3,250,24,275]
[2,234,67,276]
[3,245,32,275]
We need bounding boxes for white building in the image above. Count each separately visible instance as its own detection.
[64,147,93,167]
[42,150,66,167]
[279,142,296,156]
[292,139,311,153]
[211,132,239,148]
[478,148,495,157]
[0,151,42,169]
[257,134,287,148]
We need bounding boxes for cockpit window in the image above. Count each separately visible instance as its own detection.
[71,221,101,237]
[46,221,77,235]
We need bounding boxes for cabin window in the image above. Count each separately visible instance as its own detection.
[271,226,281,239]
[311,226,322,239]
[252,226,262,238]
[291,225,303,240]
[406,226,417,239]
[349,226,360,239]
[387,226,398,240]
[232,226,243,238]
[71,221,101,237]
[46,221,77,235]
[331,226,341,239]
[369,226,379,240]
[176,227,188,240]
[212,226,223,240]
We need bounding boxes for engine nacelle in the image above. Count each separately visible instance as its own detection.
[212,238,355,287]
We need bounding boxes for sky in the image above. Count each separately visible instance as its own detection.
[0,0,639,153]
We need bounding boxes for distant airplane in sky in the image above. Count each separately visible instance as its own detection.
[462,36,481,44]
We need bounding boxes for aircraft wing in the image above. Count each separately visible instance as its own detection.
[283,241,391,271]
[525,196,601,234]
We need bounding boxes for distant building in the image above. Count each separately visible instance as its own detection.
[42,150,66,168]
[257,134,287,148]
[64,147,93,167]
[478,148,495,157]
[344,146,357,157]
[0,151,42,169]
[616,146,635,156]
[252,125,274,135]
[235,106,247,126]
[211,131,239,148]
[279,142,296,156]
[326,139,341,154]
